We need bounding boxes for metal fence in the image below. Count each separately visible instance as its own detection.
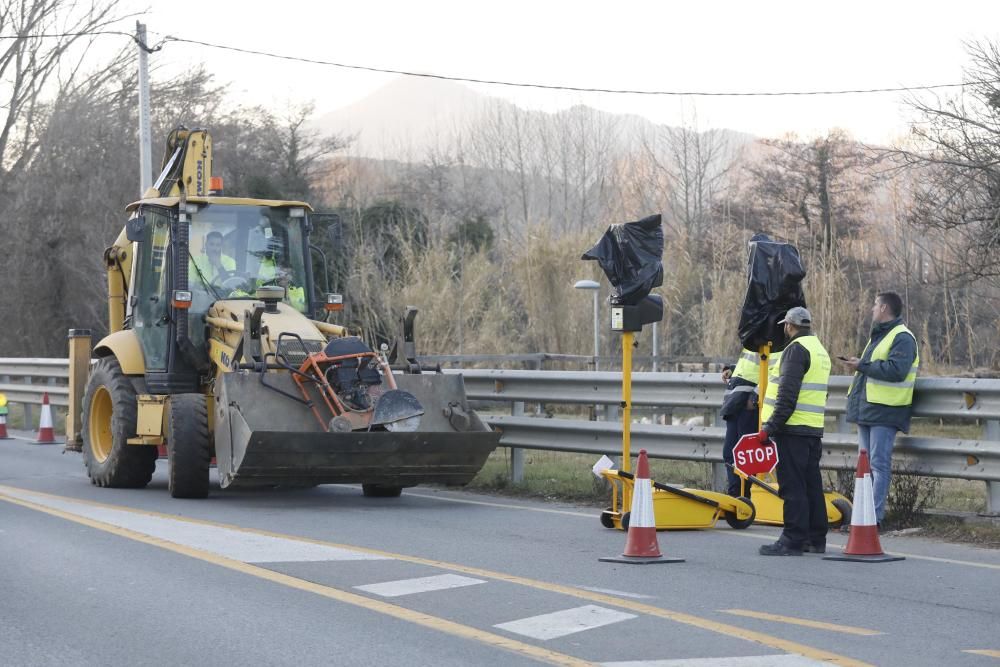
[2,356,998,513]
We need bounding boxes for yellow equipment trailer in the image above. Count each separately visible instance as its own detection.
[599,469,756,531]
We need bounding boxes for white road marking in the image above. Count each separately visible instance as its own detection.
[404,490,595,517]
[494,604,636,640]
[577,586,655,600]
[355,573,486,597]
[602,656,827,666]
[0,486,389,563]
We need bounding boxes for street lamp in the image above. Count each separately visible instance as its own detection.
[574,279,600,371]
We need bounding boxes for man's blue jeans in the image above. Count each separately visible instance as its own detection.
[856,424,898,523]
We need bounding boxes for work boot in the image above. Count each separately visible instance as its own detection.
[802,541,826,554]
[759,540,802,556]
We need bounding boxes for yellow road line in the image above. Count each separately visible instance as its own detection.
[964,649,1000,658]
[0,490,590,667]
[720,609,883,636]
[0,485,870,667]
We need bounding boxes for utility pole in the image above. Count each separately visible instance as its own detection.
[137,21,153,196]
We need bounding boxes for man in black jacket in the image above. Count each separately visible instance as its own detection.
[757,307,832,556]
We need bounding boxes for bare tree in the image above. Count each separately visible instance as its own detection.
[885,40,1000,282]
[637,114,741,243]
[0,0,127,190]
[745,130,871,257]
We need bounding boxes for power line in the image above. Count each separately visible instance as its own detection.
[1,30,996,97]
[0,30,164,52]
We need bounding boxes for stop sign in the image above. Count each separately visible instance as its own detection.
[732,434,779,477]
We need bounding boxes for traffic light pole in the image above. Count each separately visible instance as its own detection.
[757,342,771,429]
[621,331,634,474]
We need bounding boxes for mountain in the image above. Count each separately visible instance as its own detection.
[312,76,495,158]
[313,75,757,162]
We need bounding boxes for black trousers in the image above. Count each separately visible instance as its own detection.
[722,401,759,497]
[774,433,827,547]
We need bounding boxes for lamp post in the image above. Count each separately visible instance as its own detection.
[574,279,600,371]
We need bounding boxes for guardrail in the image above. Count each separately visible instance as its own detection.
[2,357,998,512]
[452,369,1000,513]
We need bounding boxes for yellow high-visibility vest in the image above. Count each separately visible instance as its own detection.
[761,335,831,429]
[853,324,918,407]
[190,253,235,283]
[732,348,760,384]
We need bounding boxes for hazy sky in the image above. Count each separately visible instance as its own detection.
[124,0,998,143]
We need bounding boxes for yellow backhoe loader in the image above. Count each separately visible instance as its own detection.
[66,127,498,498]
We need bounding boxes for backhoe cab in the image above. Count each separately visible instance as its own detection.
[67,127,497,498]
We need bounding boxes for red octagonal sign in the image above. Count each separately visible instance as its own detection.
[732,434,779,477]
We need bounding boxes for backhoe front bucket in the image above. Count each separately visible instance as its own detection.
[214,371,499,489]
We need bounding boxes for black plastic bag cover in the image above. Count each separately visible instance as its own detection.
[581,214,663,305]
[737,238,807,350]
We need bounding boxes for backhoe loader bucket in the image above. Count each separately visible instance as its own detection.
[214,371,498,489]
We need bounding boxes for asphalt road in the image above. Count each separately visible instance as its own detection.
[1,433,999,667]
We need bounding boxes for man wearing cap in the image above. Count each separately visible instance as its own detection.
[757,306,832,556]
[840,291,918,527]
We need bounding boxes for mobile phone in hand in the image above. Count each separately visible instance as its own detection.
[837,355,850,361]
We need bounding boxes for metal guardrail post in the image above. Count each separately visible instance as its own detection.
[984,419,1000,516]
[23,376,33,429]
[710,410,726,492]
[511,401,525,483]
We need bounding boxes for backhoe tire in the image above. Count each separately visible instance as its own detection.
[166,393,212,499]
[81,357,157,488]
[362,484,403,498]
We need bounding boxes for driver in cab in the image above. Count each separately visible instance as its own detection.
[225,255,305,312]
[190,231,235,284]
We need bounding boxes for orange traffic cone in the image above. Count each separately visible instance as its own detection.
[824,449,903,563]
[600,449,684,565]
[35,392,57,444]
[0,413,9,439]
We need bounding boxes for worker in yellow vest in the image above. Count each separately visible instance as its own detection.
[190,231,236,285]
[840,291,918,528]
[257,260,306,313]
[720,348,760,497]
[757,307,831,556]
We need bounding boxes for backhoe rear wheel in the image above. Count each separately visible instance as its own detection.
[81,357,157,488]
[167,393,212,499]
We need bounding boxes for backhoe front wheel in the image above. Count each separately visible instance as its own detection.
[81,357,157,488]
[167,394,212,499]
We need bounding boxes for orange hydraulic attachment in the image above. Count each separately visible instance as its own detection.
[291,348,397,433]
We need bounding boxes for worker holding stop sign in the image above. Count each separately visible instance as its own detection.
[756,306,832,557]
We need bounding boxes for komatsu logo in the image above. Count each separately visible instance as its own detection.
[196,159,204,194]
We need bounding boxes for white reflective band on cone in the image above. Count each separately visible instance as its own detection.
[630,479,655,527]
[854,473,877,526]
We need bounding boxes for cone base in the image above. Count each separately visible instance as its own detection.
[823,553,905,563]
[599,555,685,565]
